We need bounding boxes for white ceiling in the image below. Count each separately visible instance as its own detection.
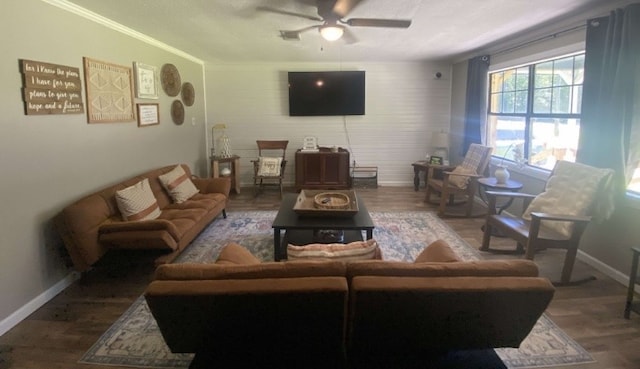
[62,0,632,63]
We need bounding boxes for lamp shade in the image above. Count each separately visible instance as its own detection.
[319,25,344,41]
[431,132,449,148]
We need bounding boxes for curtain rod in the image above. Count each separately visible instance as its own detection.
[492,23,587,57]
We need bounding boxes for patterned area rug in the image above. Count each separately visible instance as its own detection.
[80,211,594,368]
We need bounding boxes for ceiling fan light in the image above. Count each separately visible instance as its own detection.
[319,25,344,41]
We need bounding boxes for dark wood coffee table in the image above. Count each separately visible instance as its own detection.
[272,192,375,261]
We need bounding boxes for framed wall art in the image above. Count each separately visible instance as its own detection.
[137,103,159,127]
[83,57,135,123]
[133,62,159,99]
[429,156,443,165]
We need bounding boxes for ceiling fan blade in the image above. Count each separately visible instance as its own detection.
[341,27,359,44]
[279,25,321,40]
[256,6,322,22]
[332,0,362,18]
[345,18,412,28]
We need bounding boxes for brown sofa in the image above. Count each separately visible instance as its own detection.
[55,164,230,272]
[144,242,555,368]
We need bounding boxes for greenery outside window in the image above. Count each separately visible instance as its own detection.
[487,53,584,170]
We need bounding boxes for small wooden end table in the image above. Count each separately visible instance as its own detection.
[412,161,429,191]
[412,161,447,191]
[478,177,524,238]
[478,177,523,214]
[210,155,240,194]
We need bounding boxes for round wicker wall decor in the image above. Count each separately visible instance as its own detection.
[171,100,184,125]
[160,64,181,97]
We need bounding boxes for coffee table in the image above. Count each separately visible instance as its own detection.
[272,192,375,261]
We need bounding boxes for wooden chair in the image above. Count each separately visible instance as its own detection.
[425,143,493,217]
[251,140,288,198]
[481,160,615,285]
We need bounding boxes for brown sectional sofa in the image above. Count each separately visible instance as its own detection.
[55,164,230,272]
[144,242,555,368]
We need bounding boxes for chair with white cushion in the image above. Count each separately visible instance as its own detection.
[481,160,615,285]
[252,140,288,198]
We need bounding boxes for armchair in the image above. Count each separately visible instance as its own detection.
[481,160,615,285]
[425,143,493,217]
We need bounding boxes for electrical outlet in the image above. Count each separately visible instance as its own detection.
[191,117,196,126]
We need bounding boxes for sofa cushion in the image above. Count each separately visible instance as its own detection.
[114,178,161,221]
[287,239,380,261]
[164,193,226,212]
[215,243,261,265]
[154,260,347,281]
[158,165,199,203]
[414,239,461,263]
[347,259,540,280]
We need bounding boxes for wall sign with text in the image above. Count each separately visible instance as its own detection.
[20,59,84,115]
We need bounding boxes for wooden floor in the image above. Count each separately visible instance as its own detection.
[1,186,639,369]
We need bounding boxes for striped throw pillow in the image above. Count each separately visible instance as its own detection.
[287,239,380,261]
[158,165,199,203]
[115,178,161,221]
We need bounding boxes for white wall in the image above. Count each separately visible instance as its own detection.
[0,0,206,333]
[206,62,452,187]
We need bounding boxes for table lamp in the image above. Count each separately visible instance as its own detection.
[212,123,231,158]
[431,131,449,161]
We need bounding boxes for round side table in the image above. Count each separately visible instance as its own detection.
[478,177,524,214]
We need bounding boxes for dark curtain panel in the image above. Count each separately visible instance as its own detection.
[578,3,640,197]
[462,55,490,154]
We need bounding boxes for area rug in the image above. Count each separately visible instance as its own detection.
[80,211,594,368]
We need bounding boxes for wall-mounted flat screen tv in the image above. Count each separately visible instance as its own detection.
[288,71,365,116]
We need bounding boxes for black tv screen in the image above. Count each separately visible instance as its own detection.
[288,71,365,116]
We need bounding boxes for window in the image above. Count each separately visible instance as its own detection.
[487,53,584,170]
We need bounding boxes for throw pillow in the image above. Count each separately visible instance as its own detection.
[158,165,199,203]
[257,156,282,177]
[215,242,261,265]
[447,166,476,189]
[115,178,161,221]
[287,239,380,261]
[414,239,461,263]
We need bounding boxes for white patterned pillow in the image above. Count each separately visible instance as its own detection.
[115,178,161,221]
[447,166,476,189]
[158,165,199,203]
[257,156,282,177]
[287,239,380,261]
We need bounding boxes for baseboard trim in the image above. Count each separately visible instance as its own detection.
[0,271,80,337]
[577,250,639,293]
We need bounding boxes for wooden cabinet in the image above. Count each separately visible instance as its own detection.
[295,148,350,190]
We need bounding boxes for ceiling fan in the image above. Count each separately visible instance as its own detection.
[257,0,412,42]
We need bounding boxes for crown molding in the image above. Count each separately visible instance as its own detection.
[41,0,203,65]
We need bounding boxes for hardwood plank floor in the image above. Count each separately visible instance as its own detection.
[1,186,639,369]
